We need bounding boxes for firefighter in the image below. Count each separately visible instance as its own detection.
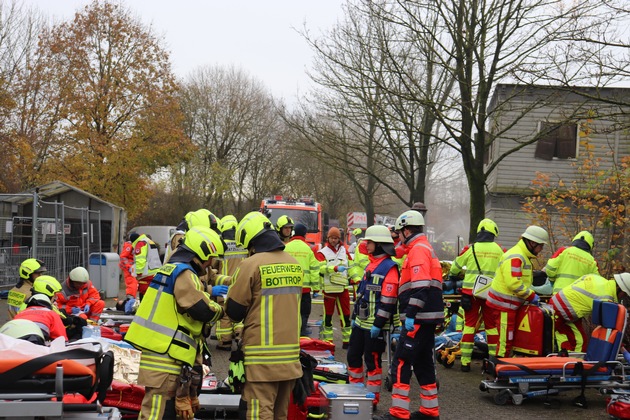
[275,214,295,244]
[215,214,248,351]
[350,227,369,278]
[285,222,321,336]
[377,210,444,420]
[316,227,358,349]
[7,258,47,319]
[549,272,630,352]
[545,230,599,294]
[14,293,68,342]
[486,225,548,358]
[125,226,224,420]
[131,232,162,299]
[448,218,504,372]
[55,267,105,322]
[347,225,399,409]
[119,235,138,312]
[224,211,304,420]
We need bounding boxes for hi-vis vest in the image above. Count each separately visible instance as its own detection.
[355,258,398,329]
[320,245,349,293]
[125,263,204,365]
[133,235,162,279]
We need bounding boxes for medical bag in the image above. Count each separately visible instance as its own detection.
[512,303,554,356]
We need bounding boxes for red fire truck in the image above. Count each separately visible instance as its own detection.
[260,195,327,249]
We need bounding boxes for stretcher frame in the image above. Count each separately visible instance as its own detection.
[479,300,630,406]
[0,342,116,419]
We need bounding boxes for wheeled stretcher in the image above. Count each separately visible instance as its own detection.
[0,338,116,419]
[480,300,630,406]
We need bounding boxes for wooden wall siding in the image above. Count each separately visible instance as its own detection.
[485,85,630,194]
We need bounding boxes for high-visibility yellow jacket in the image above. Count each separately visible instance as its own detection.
[487,240,537,311]
[125,262,223,365]
[285,236,320,292]
[450,240,504,295]
[545,246,599,293]
[132,234,162,280]
[550,274,617,322]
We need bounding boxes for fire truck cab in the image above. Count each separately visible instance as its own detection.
[260,195,327,250]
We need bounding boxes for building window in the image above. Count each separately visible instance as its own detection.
[534,121,577,160]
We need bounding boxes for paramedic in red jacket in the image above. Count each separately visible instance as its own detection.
[15,293,67,341]
[376,211,444,420]
[55,267,105,322]
[119,238,138,299]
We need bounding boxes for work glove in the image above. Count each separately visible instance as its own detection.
[622,346,630,364]
[71,307,81,316]
[335,265,347,273]
[228,348,246,393]
[404,317,415,331]
[83,304,90,313]
[351,319,356,328]
[211,285,229,297]
[312,291,319,299]
[175,396,194,419]
[190,395,200,413]
[124,298,136,314]
[370,325,381,338]
[531,294,540,306]
[460,294,473,311]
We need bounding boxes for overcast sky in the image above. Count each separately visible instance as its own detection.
[22,0,344,103]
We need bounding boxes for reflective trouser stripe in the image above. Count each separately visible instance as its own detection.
[348,366,364,382]
[496,309,517,357]
[246,398,260,419]
[419,383,439,416]
[149,393,162,420]
[320,325,333,342]
[391,362,411,419]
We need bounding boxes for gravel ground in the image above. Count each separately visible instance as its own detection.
[0,294,616,419]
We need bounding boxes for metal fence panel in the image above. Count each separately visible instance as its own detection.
[0,246,30,288]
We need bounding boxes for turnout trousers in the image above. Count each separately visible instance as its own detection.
[389,324,439,419]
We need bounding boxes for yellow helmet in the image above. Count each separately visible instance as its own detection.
[236,211,274,249]
[184,209,220,232]
[221,215,238,232]
[276,215,295,231]
[32,275,62,298]
[19,258,47,280]
[352,228,363,237]
[182,226,225,261]
[572,230,594,250]
[477,218,499,236]
[395,210,425,230]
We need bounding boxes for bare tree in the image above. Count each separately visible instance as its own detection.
[175,65,292,216]
[291,0,455,226]
[365,0,628,240]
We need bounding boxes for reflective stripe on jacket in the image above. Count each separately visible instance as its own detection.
[545,246,599,293]
[450,241,503,294]
[550,274,617,322]
[398,234,444,325]
[487,240,536,311]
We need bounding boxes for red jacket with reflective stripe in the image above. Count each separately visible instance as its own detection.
[398,234,444,325]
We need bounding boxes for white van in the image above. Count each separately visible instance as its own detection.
[128,225,177,259]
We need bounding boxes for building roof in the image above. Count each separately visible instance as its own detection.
[2,180,123,210]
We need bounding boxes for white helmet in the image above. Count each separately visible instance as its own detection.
[614,273,630,295]
[69,267,90,283]
[395,210,425,230]
[364,225,394,244]
[29,293,51,306]
[521,225,549,245]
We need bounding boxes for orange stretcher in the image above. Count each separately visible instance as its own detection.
[0,345,115,418]
[480,300,630,407]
